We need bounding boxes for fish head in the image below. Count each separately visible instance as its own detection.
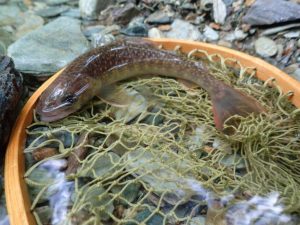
[36,73,97,122]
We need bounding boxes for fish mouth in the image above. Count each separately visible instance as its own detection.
[35,101,75,122]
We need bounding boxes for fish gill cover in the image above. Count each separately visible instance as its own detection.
[24,47,300,225]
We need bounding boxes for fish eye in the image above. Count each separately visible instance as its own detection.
[62,94,77,104]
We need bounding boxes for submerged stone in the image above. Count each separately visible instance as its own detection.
[8,17,90,74]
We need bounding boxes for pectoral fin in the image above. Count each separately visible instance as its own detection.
[97,85,133,107]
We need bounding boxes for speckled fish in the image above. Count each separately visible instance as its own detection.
[36,39,264,132]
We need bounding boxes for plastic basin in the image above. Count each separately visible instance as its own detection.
[4,38,300,225]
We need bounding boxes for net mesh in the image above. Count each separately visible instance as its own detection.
[24,46,300,225]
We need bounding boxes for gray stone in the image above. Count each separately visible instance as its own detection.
[213,0,227,24]
[61,8,81,18]
[166,19,202,41]
[260,23,300,36]
[255,37,278,57]
[243,0,300,26]
[83,25,106,39]
[0,4,21,26]
[233,29,248,41]
[79,0,111,20]
[222,0,233,6]
[35,5,69,17]
[203,25,219,41]
[8,17,90,74]
[121,16,148,36]
[16,13,44,39]
[91,33,115,47]
[283,31,300,39]
[146,8,174,25]
[105,3,140,26]
[148,27,165,38]
[291,68,300,81]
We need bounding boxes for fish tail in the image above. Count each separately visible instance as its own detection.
[211,84,265,133]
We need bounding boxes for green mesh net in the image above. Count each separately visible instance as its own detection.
[24,46,300,225]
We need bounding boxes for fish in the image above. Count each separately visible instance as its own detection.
[36,38,265,132]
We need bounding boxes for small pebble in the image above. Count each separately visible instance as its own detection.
[218,39,232,48]
[255,37,278,57]
[204,25,219,41]
[148,27,164,38]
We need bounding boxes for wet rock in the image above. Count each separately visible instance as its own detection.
[285,64,300,81]
[111,181,141,204]
[105,3,140,26]
[213,0,227,24]
[0,0,8,4]
[91,33,115,47]
[283,31,300,39]
[61,8,81,18]
[35,5,69,17]
[166,19,202,41]
[146,7,175,25]
[34,206,52,225]
[233,29,248,41]
[0,56,23,157]
[130,208,163,225]
[126,148,197,205]
[148,27,165,38]
[45,0,71,5]
[203,25,219,41]
[0,4,21,26]
[79,0,111,20]
[260,23,300,36]
[0,28,14,55]
[243,0,300,26]
[255,37,278,57]
[16,13,44,39]
[223,29,248,42]
[291,68,300,81]
[83,25,106,39]
[78,152,121,179]
[217,39,232,48]
[121,17,148,37]
[8,17,90,74]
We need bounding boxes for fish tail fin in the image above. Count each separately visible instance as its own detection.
[211,84,265,133]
